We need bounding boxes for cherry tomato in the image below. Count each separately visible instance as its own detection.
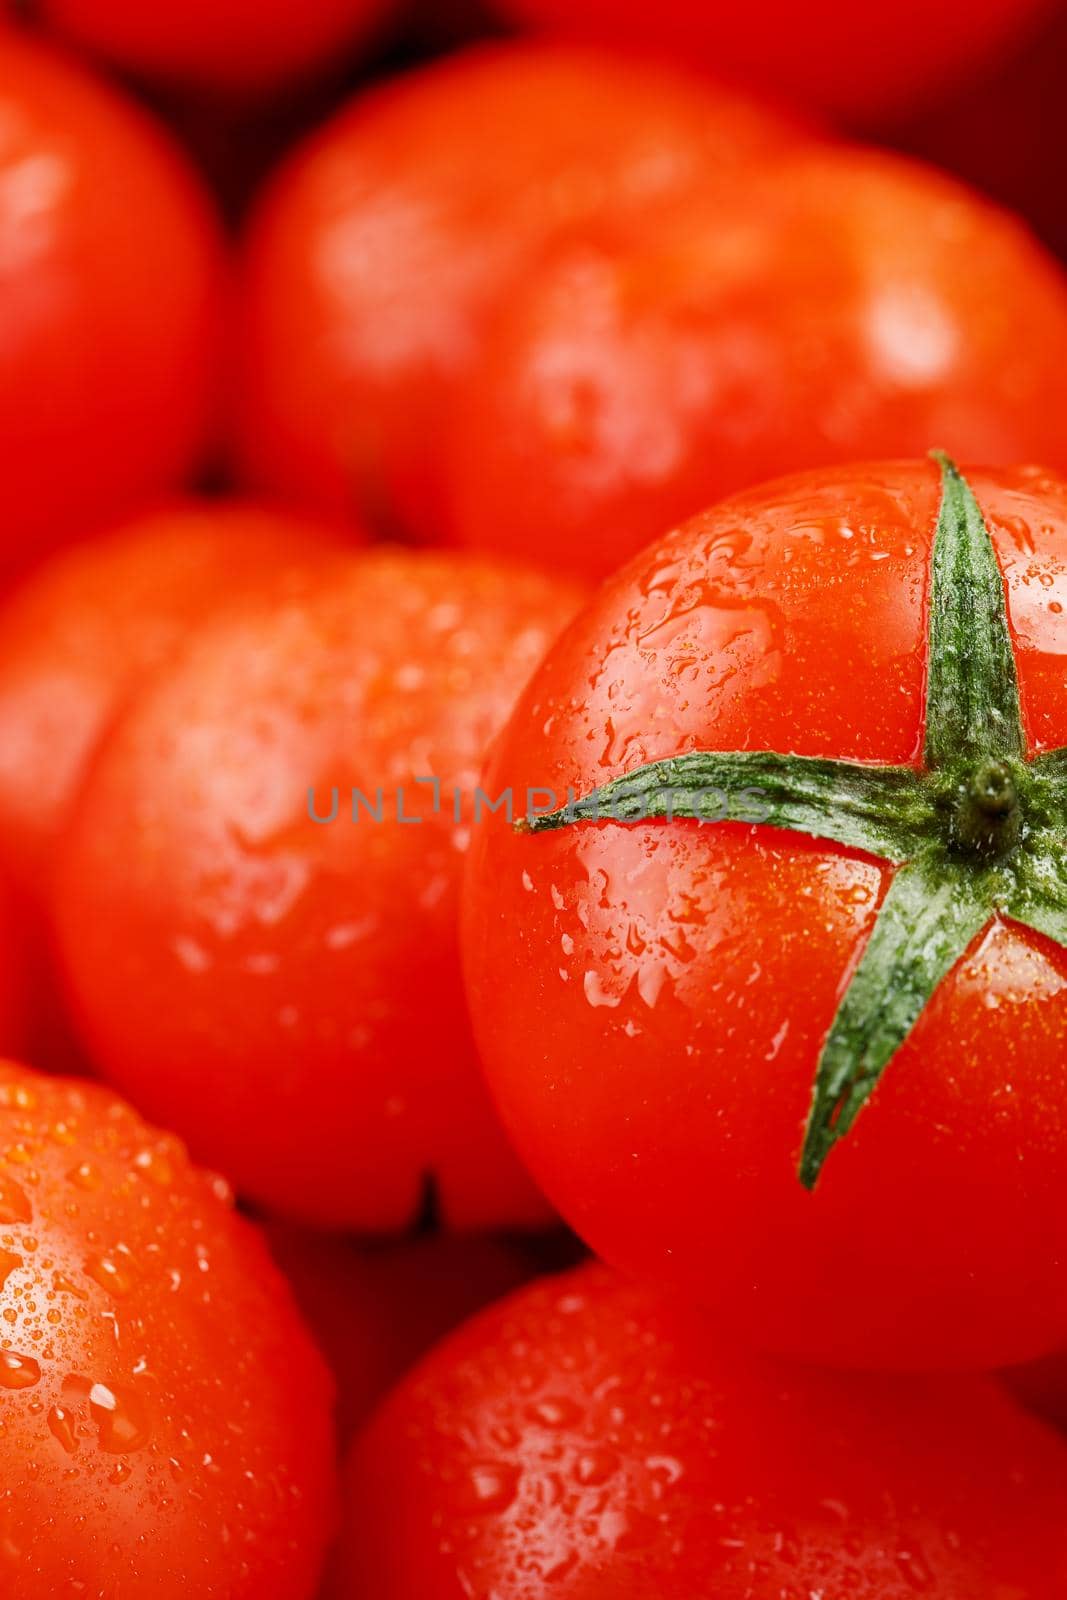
[442,147,1067,581]
[488,0,1058,124]
[236,43,804,541]
[51,550,583,1227]
[0,499,348,902]
[33,0,396,97]
[265,1224,541,1442]
[0,1060,335,1596]
[0,34,225,573]
[333,1263,1067,1598]
[462,460,1067,1370]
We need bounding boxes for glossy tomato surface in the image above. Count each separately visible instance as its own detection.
[0,499,347,901]
[0,35,226,570]
[35,0,396,96]
[463,460,1067,1370]
[443,148,1067,580]
[52,550,582,1227]
[334,1263,1067,1598]
[489,0,1057,123]
[236,43,804,541]
[0,1061,335,1595]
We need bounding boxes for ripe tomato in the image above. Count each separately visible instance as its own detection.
[0,499,347,902]
[236,43,804,541]
[265,1224,542,1442]
[488,0,1057,124]
[334,1263,1067,1598]
[0,34,225,572]
[0,1060,335,1596]
[463,458,1067,1370]
[442,147,1067,581]
[33,0,395,97]
[52,551,583,1227]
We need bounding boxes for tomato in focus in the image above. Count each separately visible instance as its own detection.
[52,551,582,1227]
[334,1263,1067,1598]
[0,1061,335,1596]
[0,34,227,572]
[442,148,1067,580]
[236,43,805,541]
[462,460,1067,1370]
[488,0,1058,124]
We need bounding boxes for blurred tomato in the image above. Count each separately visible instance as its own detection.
[266,1224,543,1441]
[51,550,582,1227]
[333,1263,1067,1598]
[441,146,1067,580]
[0,1061,336,1596]
[236,43,804,541]
[489,0,1059,125]
[0,34,226,572]
[30,0,396,96]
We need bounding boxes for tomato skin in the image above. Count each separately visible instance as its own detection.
[0,500,349,902]
[462,461,1067,1371]
[333,1263,1067,1599]
[0,1060,335,1596]
[235,43,804,541]
[442,147,1067,581]
[34,0,394,95]
[265,1225,540,1442]
[51,551,583,1227]
[0,35,225,572]
[489,0,1056,123]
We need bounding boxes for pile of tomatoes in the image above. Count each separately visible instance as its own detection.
[3,1,1067,1594]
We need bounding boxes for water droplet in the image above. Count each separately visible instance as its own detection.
[449,1461,521,1515]
[525,1397,580,1430]
[0,1179,30,1225]
[574,1447,618,1487]
[0,1351,40,1389]
[85,1256,133,1297]
[67,1165,101,1192]
[89,1381,151,1453]
[47,1406,78,1454]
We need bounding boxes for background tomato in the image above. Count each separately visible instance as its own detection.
[488,0,1060,124]
[0,1060,335,1596]
[31,0,396,97]
[463,460,1067,1370]
[0,34,227,573]
[334,1263,1067,1598]
[236,43,804,542]
[52,550,582,1227]
[441,147,1067,580]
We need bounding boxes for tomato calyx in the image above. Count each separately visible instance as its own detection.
[523,453,1067,1188]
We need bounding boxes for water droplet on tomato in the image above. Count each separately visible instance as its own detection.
[0,1351,40,1389]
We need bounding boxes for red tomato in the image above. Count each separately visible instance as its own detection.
[0,499,348,902]
[236,43,804,541]
[441,147,1067,581]
[33,0,395,96]
[489,0,1058,124]
[0,1060,335,1596]
[0,34,225,572]
[51,550,583,1227]
[462,460,1067,1370]
[333,1263,1067,1598]
[265,1224,543,1442]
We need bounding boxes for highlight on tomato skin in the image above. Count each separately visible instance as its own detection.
[439,145,1067,581]
[235,41,807,543]
[49,549,584,1229]
[30,0,398,97]
[0,1060,337,1598]
[331,1263,1067,1599]
[487,0,1059,125]
[461,457,1067,1372]
[0,33,228,574]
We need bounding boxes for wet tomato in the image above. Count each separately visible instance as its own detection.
[463,458,1067,1370]
[0,1060,335,1596]
[442,147,1067,580]
[52,550,582,1227]
[236,42,803,541]
[334,1263,1067,1598]
[0,34,226,571]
